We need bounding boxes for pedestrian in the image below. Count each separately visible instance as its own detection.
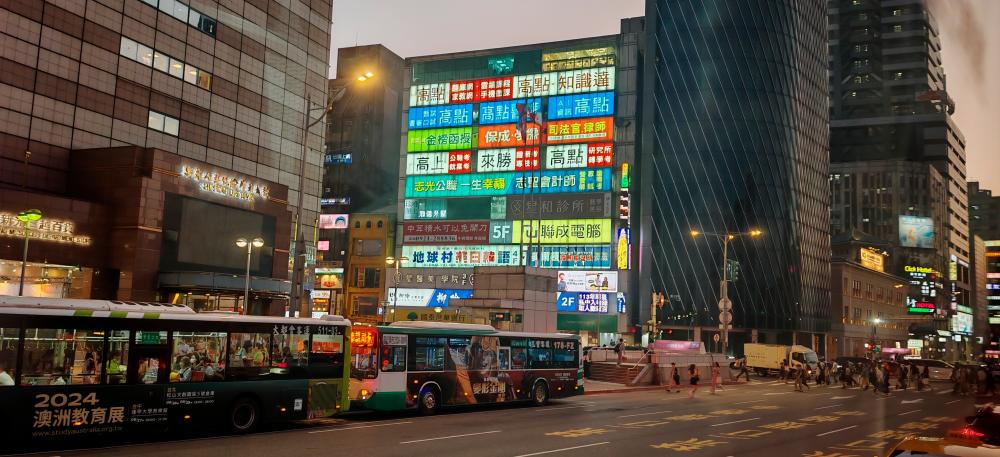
[910,363,921,391]
[779,359,788,384]
[897,363,909,391]
[841,363,851,389]
[828,361,837,385]
[871,363,882,396]
[614,338,625,366]
[920,365,930,391]
[794,364,810,392]
[881,362,892,395]
[583,349,591,379]
[688,364,700,398]
[952,366,964,395]
[861,362,872,391]
[669,362,681,393]
[710,361,722,394]
[736,356,751,383]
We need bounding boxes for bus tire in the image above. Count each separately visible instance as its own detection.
[418,388,440,415]
[229,397,260,434]
[531,381,549,406]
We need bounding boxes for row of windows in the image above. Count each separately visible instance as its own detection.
[0,327,343,386]
[119,37,213,91]
[140,0,217,37]
[148,111,180,136]
[849,279,902,304]
[407,337,577,372]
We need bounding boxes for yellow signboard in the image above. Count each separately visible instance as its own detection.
[541,47,616,72]
[512,219,611,244]
[859,248,884,272]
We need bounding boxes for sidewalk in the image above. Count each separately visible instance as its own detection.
[583,377,750,395]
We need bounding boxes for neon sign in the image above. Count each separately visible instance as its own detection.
[180,165,270,202]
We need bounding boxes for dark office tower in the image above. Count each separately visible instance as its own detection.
[641,0,831,346]
[828,0,972,326]
[969,182,1000,242]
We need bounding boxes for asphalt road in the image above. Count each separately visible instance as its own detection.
[16,379,983,457]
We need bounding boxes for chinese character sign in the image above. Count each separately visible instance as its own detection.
[478,124,540,148]
[405,168,612,198]
[406,152,449,175]
[546,117,614,144]
[512,219,612,244]
[408,104,474,129]
[513,73,558,98]
[477,148,541,172]
[548,91,615,120]
[402,221,491,245]
[479,98,541,125]
[407,127,475,152]
[401,245,522,268]
[410,83,450,106]
[474,77,514,101]
[545,143,614,169]
[555,67,615,94]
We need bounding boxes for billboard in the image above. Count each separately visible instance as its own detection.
[555,67,615,94]
[513,73,558,98]
[476,148,540,172]
[545,143,613,169]
[512,219,612,244]
[859,248,884,272]
[408,104,473,129]
[899,215,934,248]
[542,46,615,72]
[406,151,472,175]
[506,193,613,220]
[407,127,475,152]
[472,77,514,102]
[556,270,618,292]
[907,299,936,314]
[402,245,521,268]
[556,292,611,313]
[545,117,614,144]
[319,214,349,229]
[478,123,540,148]
[410,83,449,106]
[404,197,507,220]
[386,288,473,307]
[548,91,615,120]
[405,168,612,198]
[950,311,972,335]
[402,221,490,245]
[616,227,630,270]
[535,245,612,269]
[479,99,541,125]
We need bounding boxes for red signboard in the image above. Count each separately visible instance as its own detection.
[448,151,472,174]
[474,77,514,101]
[515,147,540,171]
[545,116,614,144]
[478,124,541,148]
[402,221,490,245]
[449,80,475,103]
[587,143,613,167]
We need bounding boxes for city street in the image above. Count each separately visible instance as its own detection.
[22,379,979,457]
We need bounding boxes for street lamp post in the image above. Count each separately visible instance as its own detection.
[16,209,42,296]
[690,228,762,355]
[236,237,265,315]
[385,256,408,324]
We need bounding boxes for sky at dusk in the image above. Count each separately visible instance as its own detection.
[329,0,1000,191]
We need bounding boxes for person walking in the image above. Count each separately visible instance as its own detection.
[710,362,722,394]
[897,363,909,391]
[794,364,810,392]
[881,362,892,395]
[779,359,788,384]
[736,357,751,383]
[688,364,700,398]
[841,363,852,389]
[614,338,625,366]
[668,362,681,393]
[862,362,872,391]
[910,363,922,391]
[828,361,838,385]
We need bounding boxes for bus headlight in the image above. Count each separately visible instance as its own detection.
[360,389,370,399]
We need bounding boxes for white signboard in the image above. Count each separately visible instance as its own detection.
[555,67,616,95]
[545,144,589,169]
[477,148,517,172]
[311,290,331,299]
[950,312,973,335]
[407,152,450,175]
[556,270,618,293]
[409,83,450,106]
[402,245,521,268]
[513,73,558,98]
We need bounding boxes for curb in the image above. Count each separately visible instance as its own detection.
[584,385,668,395]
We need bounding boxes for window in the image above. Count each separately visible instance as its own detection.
[0,328,20,386]
[893,25,903,33]
[171,331,226,382]
[852,280,862,297]
[153,51,169,72]
[183,63,198,85]
[149,111,180,136]
[843,306,849,319]
[271,331,309,374]
[137,43,154,66]
[196,71,212,90]
[168,57,184,78]
[353,239,384,256]
[853,307,862,319]
[148,111,165,131]
[21,329,104,385]
[527,347,552,369]
[119,37,209,88]
[381,345,406,372]
[228,333,271,378]
[552,341,577,369]
[119,37,138,60]
[354,266,381,289]
[412,337,446,371]
[104,330,128,385]
[309,330,345,375]
[134,330,167,384]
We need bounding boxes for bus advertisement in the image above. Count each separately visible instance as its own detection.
[349,322,582,414]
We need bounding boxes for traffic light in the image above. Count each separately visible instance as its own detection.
[864,343,870,350]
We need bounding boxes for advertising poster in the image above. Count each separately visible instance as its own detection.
[407,127,475,152]
[950,312,973,335]
[548,91,615,120]
[616,227,630,270]
[478,123,540,148]
[512,219,612,244]
[507,193,612,220]
[898,215,934,248]
[545,117,614,144]
[408,104,473,129]
[535,245,612,269]
[479,99,541,125]
[402,221,490,245]
[556,270,619,292]
[402,245,521,268]
[555,292,611,313]
[318,214,349,229]
[386,288,473,307]
[410,83,449,106]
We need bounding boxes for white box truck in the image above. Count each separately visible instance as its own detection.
[744,343,818,376]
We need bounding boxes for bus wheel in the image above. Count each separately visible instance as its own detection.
[418,388,439,415]
[229,397,260,433]
[532,382,549,406]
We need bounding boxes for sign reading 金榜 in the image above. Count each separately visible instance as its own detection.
[407,127,475,152]
[180,165,270,202]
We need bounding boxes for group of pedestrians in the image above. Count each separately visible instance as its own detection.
[666,361,724,398]
[951,364,998,397]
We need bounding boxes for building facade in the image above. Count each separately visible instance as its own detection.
[641,0,831,351]
[0,0,333,314]
[830,255,908,359]
[969,182,1000,353]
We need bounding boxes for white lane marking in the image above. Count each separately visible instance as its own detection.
[400,430,502,444]
[734,399,767,405]
[514,441,610,457]
[710,417,760,427]
[946,399,963,405]
[899,409,922,416]
[900,399,923,404]
[937,389,951,394]
[817,425,857,437]
[830,395,855,400]
[537,405,590,412]
[763,392,786,396]
[814,404,842,410]
[618,410,673,418]
[309,420,414,434]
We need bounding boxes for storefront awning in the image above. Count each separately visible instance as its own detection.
[556,313,617,332]
[158,271,291,295]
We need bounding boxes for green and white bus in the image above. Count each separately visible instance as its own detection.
[349,321,582,414]
[0,296,350,447]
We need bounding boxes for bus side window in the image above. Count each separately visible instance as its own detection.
[0,327,20,386]
[171,331,226,382]
[528,347,552,369]
[272,332,309,376]
[228,332,272,379]
[498,348,510,371]
[21,328,104,386]
[308,331,344,377]
[104,330,129,385]
[510,348,526,370]
[381,345,406,372]
[412,337,445,371]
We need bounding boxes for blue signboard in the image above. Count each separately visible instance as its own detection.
[556,292,611,313]
[478,98,541,125]
[556,292,578,312]
[408,104,474,130]
[405,168,612,198]
[548,91,615,120]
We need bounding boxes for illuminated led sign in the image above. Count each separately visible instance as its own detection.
[402,221,490,245]
[0,212,92,246]
[407,104,473,129]
[478,123,540,148]
[350,328,377,348]
[407,127,475,152]
[899,215,934,248]
[537,245,612,269]
[406,152,472,175]
[904,265,934,275]
[410,83,449,106]
[479,98,541,125]
[555,67,615,94]
[476,148,540,172]
[401,245,521,268]
[319,214,349,229]
[545,143,613,169]
[542,46,616,72]
[180,164,270,202]
[556,292,610,313]
[545,117,614,144]
[616,227,630,270]
[548,91,615,120]
[907,300,936,314]
[513,73,558,98]
[511,219,612,244]
[859,248,884,272]
[405,168,612,198]
[557,270,618,292]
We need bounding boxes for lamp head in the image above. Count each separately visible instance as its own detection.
[17,209,42,222]
[690,230,700,238]
[749,229,763,237]
[252,237,264,248]
[236,238,248,248]
[364,71,374,78]
[385,256,395,266]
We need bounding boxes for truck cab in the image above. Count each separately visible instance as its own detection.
[789,345,819,372]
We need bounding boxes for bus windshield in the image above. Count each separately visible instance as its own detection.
[349,327,378,379]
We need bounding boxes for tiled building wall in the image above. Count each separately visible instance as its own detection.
[0,0,331,264]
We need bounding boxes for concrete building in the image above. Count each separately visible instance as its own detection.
[968,182,1000,352]
[0,0,333,315]
[970,182,1000,241]
[341,213,393,323]
[828,0,972,324]
[830,251,908,359]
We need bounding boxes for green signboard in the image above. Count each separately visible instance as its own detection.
[556,313,617,332]
[407,127,475,152]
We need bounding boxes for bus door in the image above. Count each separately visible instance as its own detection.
[379,334,408,395]
[124,330,172,429]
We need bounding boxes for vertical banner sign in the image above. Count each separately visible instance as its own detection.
[617,227,631,270]
[477,148,541,172]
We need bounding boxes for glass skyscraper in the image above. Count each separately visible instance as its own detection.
[640,0,831,344]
